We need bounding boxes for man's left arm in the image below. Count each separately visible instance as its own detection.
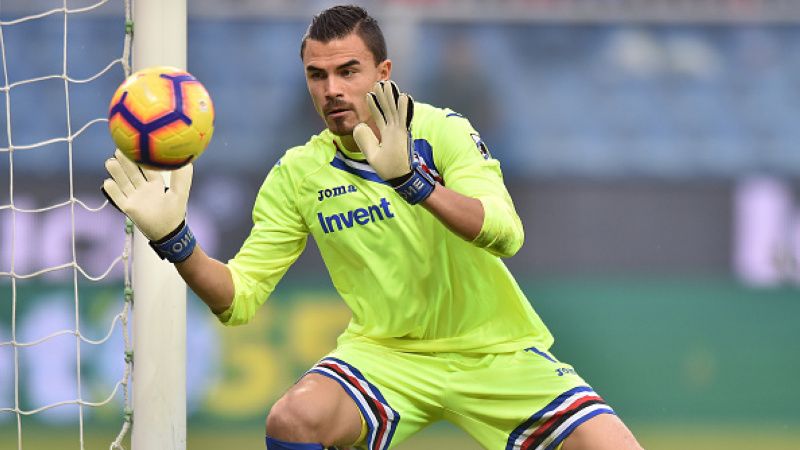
[424,129,524,258]
[353,80,523,257]
[420,184,483,241]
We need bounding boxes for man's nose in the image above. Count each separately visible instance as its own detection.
[324,76,344,98]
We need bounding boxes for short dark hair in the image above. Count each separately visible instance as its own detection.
[300,5,387,64]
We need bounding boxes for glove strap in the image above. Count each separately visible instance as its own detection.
[149,221,196,263]
[391,162,436,205]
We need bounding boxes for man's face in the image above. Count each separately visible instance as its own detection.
[303,33,390,136]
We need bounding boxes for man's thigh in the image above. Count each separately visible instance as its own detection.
[444,346,619,450]
[561,413,642,450]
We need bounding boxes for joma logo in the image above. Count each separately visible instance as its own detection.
[318,184,357,201]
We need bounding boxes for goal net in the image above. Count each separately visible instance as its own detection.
[0,0,183,448]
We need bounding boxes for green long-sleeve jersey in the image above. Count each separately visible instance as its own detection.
[218,102,553,353]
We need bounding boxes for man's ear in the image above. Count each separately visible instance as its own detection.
[378,59,392,81]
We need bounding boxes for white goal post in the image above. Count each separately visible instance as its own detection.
[131,0,188,449]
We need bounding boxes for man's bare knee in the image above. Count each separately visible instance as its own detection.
[266,393,327,443]
[265,374,362,446]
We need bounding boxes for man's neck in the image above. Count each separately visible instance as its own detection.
[337,134,361,153]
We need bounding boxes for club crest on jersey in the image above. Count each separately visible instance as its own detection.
[318,184,357,202]
[471,133,492,160]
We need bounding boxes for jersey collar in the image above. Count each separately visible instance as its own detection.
[328,131,367,161]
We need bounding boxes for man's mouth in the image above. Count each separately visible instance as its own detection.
[326,108,349,117]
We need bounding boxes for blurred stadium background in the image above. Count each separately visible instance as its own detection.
[1,0,800,448]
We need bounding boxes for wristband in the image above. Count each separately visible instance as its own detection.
[391,163,435,205]
[149,221,196,263]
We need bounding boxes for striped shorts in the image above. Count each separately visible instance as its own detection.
[306,341,615,450]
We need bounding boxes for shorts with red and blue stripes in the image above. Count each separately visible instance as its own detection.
[306,341,615,450]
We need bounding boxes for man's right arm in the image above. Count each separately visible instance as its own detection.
[175,245,234,315]
[103,150,235,315]
[103,149,309,325]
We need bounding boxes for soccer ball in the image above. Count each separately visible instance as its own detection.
[108,66,214,170]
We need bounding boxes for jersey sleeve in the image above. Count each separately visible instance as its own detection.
[217,157,309,326]
[430,112,524,257]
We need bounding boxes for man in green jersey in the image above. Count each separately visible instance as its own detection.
[103,5,642,450]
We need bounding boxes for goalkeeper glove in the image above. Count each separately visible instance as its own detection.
[353,80,435,204]
[101,149,196,263]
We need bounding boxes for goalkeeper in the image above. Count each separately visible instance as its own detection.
[103,5,642,450]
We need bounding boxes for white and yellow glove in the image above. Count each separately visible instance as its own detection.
[353,80,435,204]
[102,149,196,263]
